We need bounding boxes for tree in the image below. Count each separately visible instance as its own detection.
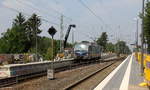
[0,26,29,53]
[0,13,31,53]
[38,37,51,57]
[106,42,115,52]
[115,41,131,56]
[45,47,53,60]
[0,32,10,53]
[143,2,150,53]
[13,13,26,26]
[26,13,42,51]
[97,32,108,52]
[0,13,73,61]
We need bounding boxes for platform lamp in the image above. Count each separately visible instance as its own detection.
[47,26,57,80]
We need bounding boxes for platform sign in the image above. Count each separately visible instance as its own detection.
[47,69,54,80]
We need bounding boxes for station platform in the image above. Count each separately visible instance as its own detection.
[94,54,149,90]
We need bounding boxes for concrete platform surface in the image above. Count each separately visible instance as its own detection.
[94,54,149,90]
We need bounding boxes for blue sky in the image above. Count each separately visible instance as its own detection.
[0,0,142,45]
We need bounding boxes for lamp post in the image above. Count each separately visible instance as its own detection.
[134,18,139,51]
[133,18,139,55]
[47,26,57,80]
[35,15,41,62]
[136,19,139,50]
[36,19,38,62]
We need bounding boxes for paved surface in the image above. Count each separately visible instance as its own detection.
[94,54,149,90]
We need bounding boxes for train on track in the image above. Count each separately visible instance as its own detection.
[74,41,102,60]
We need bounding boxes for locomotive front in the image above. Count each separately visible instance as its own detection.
[74,43,89,59]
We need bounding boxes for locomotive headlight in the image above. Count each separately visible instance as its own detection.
[80,44,86,49]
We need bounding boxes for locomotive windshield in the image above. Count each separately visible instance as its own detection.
[74,44,88,51]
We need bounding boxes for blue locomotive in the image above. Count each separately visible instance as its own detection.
[74,41,102,60]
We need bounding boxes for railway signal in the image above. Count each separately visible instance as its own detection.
[47,26,57,80]
[48,26,57,39]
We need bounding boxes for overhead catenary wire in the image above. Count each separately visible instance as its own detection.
[49,0,107,33]
[43,0,72,22]
[15,0,61,20]
[77,0,105,24]
[15,0,72,28]
[11,0,110,41]
[3,5,61,26]
[46,4,73,22]
[53,0,111,42]
[16,0,72,24]
[77,0,114,32]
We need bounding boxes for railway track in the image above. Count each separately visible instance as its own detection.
[0,71,47,87]
[64,61,116,90]
[0,60,100,88]
[0,56,124,88]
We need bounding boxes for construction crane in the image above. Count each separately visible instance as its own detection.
[56,24,76,60]
[64,24,76,48]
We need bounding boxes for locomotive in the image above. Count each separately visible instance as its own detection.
[74,41,102,60]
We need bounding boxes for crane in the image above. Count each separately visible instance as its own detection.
[56,24,76,60]
[64,24,76,48]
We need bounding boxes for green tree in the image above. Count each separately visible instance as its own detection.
[13,13,26,26]
[0,26,29,53]
[115,41,131,56]
[41,38,61,60]
[0,31,10,53]
[106,42,115,52]
[38,37,51,58]
[0,13,30,53]
[38,37,62,60]
[143,2,150,53]
[45,47,53,60]
[26,13,42,51]
[0,13,73,61]
[97,32,108,52]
